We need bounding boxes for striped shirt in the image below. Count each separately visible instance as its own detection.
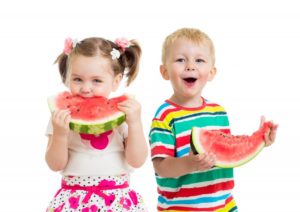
[149,98,237,211]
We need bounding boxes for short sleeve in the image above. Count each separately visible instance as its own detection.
[45,119,53,136]
[117,122,128,140]
[149,117,175,160]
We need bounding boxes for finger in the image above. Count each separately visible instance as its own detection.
[269,124,278,141]
[264,132,271,146]
[195,154,206,162]
[64,114,71,124]
[259,115,266,129]
[189,149,194,155]
[53,110,70,123]
[209,153,217,164]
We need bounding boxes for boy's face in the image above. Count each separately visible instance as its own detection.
[160,38,216,101]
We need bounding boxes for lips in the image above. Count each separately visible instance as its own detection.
[183,77,197,87]
[183,77,197,83]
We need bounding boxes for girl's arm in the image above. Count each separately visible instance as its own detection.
[45,109,70,171]
[118,97,148,168]
[152,153,216,178]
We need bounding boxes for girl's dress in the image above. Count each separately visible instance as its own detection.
[46,122,147,212]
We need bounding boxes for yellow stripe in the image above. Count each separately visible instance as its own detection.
[215,198,237,212]
[164,105,226,121]
[152,120,172,131]
[152,105,225,130]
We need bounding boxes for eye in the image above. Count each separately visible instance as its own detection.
[93,79,102,83]
[176,58,185,63]
[73,77,82,82]
[196,58,205,63]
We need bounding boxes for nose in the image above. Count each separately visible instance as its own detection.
[80,82,92,93]
[186,61,196,71]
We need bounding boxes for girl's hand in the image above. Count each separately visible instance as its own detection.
[51,109,71,136]
[117,96,141,125]
[187,151,216,171]
[260,116,279,147]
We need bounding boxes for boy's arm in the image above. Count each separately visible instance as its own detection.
[153,153,216,178]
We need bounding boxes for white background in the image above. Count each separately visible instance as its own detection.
[0,0,299,211]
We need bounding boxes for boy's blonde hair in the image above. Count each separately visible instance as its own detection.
[162,28,215,65]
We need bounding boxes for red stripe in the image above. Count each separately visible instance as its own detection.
[151,146,174,157]
[158,180,234,198]
[176,134,190,148]
[205,103,221,107]
[225,195,233,204]
[153,107,181,121]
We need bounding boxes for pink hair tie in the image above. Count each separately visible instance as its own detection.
[63,37,79,55]
[115,37,131,52]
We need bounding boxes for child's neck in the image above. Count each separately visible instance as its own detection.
[169,94,203,108]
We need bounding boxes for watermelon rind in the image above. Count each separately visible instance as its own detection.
[191,127,266,168]
[69,114,125,134]
[47,95,126,135]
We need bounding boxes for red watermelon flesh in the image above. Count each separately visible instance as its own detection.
[48,91,127,134]
[191,122,274,168]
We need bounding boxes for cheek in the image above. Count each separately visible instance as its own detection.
[69,83,79,94]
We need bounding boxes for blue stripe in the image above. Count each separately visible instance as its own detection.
[150,127,172,134]
[177,147,190,157]
[154,102,171,117]
[158,193,230,205]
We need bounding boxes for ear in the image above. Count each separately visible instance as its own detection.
[112,73,123,91]
[208,67,217,81]
[160,65,170,80]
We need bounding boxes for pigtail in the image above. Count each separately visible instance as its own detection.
[54,53,68,83]
[119,40,142,86]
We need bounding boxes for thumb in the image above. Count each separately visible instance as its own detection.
[189,147,198,155]
[259,115,266,129]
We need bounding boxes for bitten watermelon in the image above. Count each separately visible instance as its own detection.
[191,122,273,168]
[48,91,127,135]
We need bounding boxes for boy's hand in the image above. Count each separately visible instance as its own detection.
[188,151,216,171]
[260,116,279,147]
[117,96,141,125]
[51,109,71,136]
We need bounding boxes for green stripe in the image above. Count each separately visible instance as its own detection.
[156,168,233,188]
[150,132,175,145]
[175,116,229,134]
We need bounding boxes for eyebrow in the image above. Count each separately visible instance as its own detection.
[71,74,103,79]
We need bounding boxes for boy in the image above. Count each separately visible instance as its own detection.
[149,28,277,211]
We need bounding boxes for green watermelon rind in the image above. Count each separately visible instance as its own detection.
[69,114,125,134]
[47,95,126,135]
[191,127,266,168]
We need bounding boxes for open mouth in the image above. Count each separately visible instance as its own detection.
[183,77,197,83]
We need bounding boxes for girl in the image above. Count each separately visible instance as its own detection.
[46,37,148,211]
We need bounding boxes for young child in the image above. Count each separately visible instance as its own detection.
[46,37,148,211]
[149,28,278,211]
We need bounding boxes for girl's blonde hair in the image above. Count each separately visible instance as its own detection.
[162,28,215,65]
[55,37,142,86]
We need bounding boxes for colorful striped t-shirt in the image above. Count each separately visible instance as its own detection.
[149,98,237,211]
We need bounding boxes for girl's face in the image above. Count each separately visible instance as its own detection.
[68,55,122,98]
[160,38,216,103]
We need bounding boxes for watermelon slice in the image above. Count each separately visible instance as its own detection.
[191,122,273,168]
[48,91,127,135]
